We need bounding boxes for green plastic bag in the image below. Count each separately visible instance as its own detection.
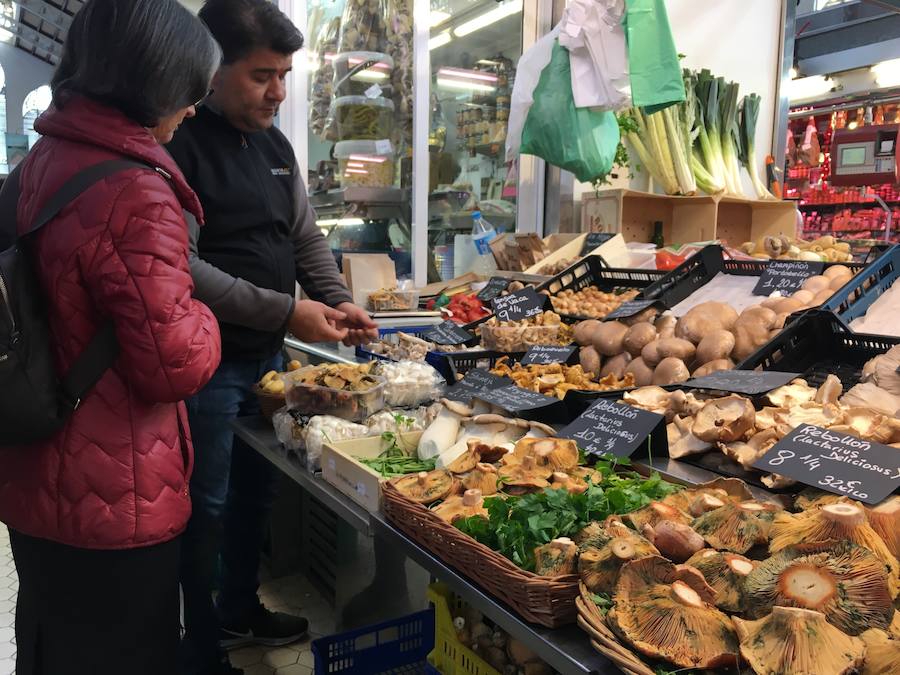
[520,41,620,183]
[624,0,685,113]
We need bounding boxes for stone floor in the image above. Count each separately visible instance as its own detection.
[0,527,335,675]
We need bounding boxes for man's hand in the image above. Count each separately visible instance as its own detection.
[288,300,349,343]
[335,302,379,346]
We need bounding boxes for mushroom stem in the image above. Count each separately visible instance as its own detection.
[727,557,755,576]
[690,494,726,516]
[670,580,704,608]
[416,472,428,485]
[610,539,637,561]
[821,502,866,526]
[780,564,836,607]
[522,455,536,471]
[462,489,483,507]
[738,501,766,512]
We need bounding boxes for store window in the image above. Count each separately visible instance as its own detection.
[305,0,414,278]
[0,64,6,175]
[428,0,522,282]
[22,84,51,150]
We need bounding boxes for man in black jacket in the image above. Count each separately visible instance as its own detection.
[167,2,378,673]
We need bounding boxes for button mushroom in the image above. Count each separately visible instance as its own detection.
[695,329,735,365]
[623,357,655,386]
[691,395,756,443]
[652,357,690,385]
[591,321,629,357]
[622,322,658,356]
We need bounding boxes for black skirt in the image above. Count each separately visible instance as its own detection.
[10,529,181,675]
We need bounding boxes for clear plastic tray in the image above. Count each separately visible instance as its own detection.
[283,373,386,422]
[365,288,419,311]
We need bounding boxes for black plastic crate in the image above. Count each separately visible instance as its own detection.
[822,244,900,329]
[537,255,666,321]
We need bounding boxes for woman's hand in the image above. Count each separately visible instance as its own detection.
[288,301,349,343]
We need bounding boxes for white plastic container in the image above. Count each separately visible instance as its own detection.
[334,140,395,188]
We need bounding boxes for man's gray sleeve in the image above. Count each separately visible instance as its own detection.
[186,210,295,331]
[291,171,354,307]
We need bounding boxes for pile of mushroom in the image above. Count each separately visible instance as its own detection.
[574,265,856,387]
[574,477,900,675]
[621,372,900,488]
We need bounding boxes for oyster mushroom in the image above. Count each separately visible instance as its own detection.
[866,495,900,559]
[626,501,691,531]
[512,437,579,472]
[607,556,738,669]
[667,389,706,418]
[769,502,900,595]
[744,540,895,635]
[841,381,900,417]
[815,373,843,404]
[666,416,713,459]
[640,520,705,562]
[861,627,900,675]
[392,470,454,504]
[578,532,659,594]
[533,537,577,577]
[462,463,500,496]
[776,401,845,428]
[733,606,866,675]
[685,550,756,612]
[621,386,671,414]
[692,395,756,443]
[766,379,817,407]
[432,489,489,523]
[692,501,781,554]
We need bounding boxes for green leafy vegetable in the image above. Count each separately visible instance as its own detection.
[738,93,774,199]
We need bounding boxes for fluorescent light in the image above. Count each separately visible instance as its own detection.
[789,67,798,79]
[455,0,523,37]
[348,154,388,164]
[430,10,450,27]
[347,161,366,168]
[436,78,496,93]
[787,75,833,102]
[872,58,900,88]
[345,168,369,175]
[438,67,498,83]
[429,32,452,51]
[318,218,366,227]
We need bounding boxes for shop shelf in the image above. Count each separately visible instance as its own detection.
[312,608,435,675]
[428,583,501,675]
[822,244,900,329]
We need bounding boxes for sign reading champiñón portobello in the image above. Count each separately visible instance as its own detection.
[686,369,800,396]
[476,277,511,303]
[520,345,578,366]
[444,368,511,403]
[603,298,665,321]
[474,384,561,414]
[752,260,825,296]
[752,424,900,505]
[420,320,475,346]
[558,397,665,459]
[580,232,615,256]
[491,287,547,323]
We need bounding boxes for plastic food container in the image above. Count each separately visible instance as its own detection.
[364,287,419,311]
[480,324,563,353]
[283,373,386,422]
[332,51,394,97]
[334,140,395,188]
[333,96,394,141]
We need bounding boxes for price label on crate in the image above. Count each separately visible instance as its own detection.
[752,425,900,505]
[420,320,475,346]
[559,398,665,459]
[580,232,615,256]
[476,277,510,303]
[604,299,664,321]
[521,345,577,366]
[686,370,800,396]
[444,369,511,403]
[753,260,825,296]
[474,384,560,414]
[491,287,546,322]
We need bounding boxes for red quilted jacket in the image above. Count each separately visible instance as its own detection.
[0,97,222,549]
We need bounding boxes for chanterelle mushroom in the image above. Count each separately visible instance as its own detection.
[667,416,713,459]
[622,386,671,414]
[733,606,866,675]
[432,489,489,523]
[607,556,738,669]
[578,531,659,594]
[769,502,900,596]
[685,550,756,612]
[392,470,454,504]
[533,537,577,577]
[744,540,895,635]
[692,501,781,554]
[692,395,756,443]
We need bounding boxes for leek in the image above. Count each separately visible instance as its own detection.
[718,78,744,195]
[693,70,728,193]
[739,94,774,199]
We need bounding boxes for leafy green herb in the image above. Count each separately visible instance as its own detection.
[590,592,613,615]
[358,454,435,478]
[455,455,680,571]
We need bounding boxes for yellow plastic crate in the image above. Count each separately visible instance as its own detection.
[427,583,501,675]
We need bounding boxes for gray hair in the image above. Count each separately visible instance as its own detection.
[52,0,222,127]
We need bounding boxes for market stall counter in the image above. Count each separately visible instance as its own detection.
[231,414,610,675]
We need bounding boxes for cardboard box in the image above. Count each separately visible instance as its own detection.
[523,233,629,275]
[321,431,423,513]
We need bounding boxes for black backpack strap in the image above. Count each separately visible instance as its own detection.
[23,159,157,410]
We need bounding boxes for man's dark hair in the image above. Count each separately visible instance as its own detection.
[52,0,220,128]
[200,0,304,65]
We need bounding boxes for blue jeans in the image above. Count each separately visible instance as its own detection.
[180,354,283,668]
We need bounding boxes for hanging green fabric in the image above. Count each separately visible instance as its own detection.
[520,41,620,183]
[624,0,685,114]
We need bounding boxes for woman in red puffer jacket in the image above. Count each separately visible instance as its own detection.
[0,1,222,673]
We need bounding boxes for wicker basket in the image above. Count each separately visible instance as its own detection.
[253,384,286,420]
[381,481,579,628]
[575,583,654,675]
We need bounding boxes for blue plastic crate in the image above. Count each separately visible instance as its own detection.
[313,609,435,675]
[822,244,900,329]
[355,325,481,384]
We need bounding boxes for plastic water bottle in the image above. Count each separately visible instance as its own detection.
[470,211,497,275]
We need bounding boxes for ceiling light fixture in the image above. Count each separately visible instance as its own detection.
[872,58,900,88]
[787,75,833,102]
[454,0,523,37]
[429,32,452,51]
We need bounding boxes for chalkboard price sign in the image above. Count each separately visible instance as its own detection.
[580,232,615,256]
[559,398,665,459]
[752,424,900,505]
[491,287,546,323]
[477,277,510,303]
[604,299,663,321]
[444,368,511,403]
[686,369,800,396]
[475,385,560,414]
[752,260,825,296]
[521,345,577,366]
[421,320,475,346]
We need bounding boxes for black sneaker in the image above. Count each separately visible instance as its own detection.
[220,605,310,649]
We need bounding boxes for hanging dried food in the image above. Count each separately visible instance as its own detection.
[533,538,578,577]
[733,606,866,675]
[384,0,412,147]
[579,532,659,594]
[607,556,738,669]
[744,540,895,635]
[309,17,341,139]
[692,501,781,554]
[392,470,454,504]
[685,549,756,612]
[338,0,388,52]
